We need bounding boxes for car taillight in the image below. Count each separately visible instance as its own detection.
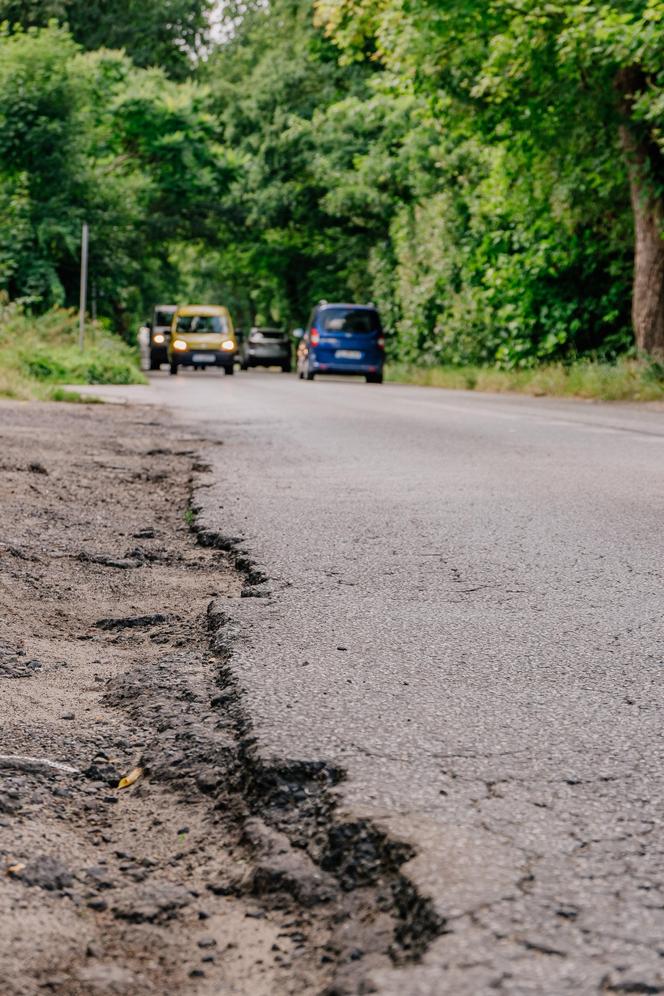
[310,329,320,346]
[377,335,385,350]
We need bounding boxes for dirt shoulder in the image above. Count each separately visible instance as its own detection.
[0,401,338,995]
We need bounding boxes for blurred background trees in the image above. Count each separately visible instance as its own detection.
[0,19,231,333]
[1,0,664,361]
[0,0,213,76]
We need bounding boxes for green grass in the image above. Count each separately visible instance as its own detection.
[386,358,664,402]
[0,302,146,402]
[48,387,104,404]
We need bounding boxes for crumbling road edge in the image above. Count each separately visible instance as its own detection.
[188,464,446,993]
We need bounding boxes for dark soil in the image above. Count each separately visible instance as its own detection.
[0,401,332,995]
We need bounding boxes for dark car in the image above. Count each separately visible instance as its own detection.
[148,304,177,369]
[239,327,291,372]
[295,302,385,383]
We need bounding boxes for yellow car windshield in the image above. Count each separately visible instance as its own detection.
[176,315,227,334]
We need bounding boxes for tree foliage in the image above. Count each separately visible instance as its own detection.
[0,24,233,331]
[2,0,664,360]
[200,0,663,361]
[0,0,213,77]
[312,0,664,360]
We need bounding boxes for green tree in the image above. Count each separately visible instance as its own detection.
[0,0,213,77]
[202,0,377,326]
[0,25,234,330]
[0,24,86,305]
[315,0,664,357]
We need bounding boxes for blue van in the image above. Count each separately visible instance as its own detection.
[296,302,385,383]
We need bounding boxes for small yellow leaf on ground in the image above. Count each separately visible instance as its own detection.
[117,767,143,790]
[6,863,25,876]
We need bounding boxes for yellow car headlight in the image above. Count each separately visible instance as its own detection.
[221,339,236,352]
[173,339,187,351]
[153,333,165,344]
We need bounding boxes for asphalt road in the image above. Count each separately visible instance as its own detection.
[86,370,664,995]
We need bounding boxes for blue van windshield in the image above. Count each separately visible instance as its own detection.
[319,308,381,334]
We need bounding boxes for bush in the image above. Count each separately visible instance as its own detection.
[21,343,145,385]
[0,302,146,400]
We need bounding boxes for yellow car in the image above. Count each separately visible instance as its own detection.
[168,305,237,376]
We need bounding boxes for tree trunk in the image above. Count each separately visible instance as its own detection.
[617,69,664,357]
[620,123,664,356]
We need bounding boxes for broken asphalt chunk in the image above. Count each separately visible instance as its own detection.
[95,614,169,631]
[111,882,191,923]
[18,855,73,892]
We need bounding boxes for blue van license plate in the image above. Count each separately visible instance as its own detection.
[336,349,362,359]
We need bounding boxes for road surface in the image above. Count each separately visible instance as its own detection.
[85,370,664,995]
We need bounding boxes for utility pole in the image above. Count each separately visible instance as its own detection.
[78,222,89,350]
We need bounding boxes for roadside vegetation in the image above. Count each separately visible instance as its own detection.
[0,302,145,400]
[387,359,664,403]
[1,2,664,399]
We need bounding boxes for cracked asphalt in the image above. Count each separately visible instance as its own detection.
[84,371,664,995]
